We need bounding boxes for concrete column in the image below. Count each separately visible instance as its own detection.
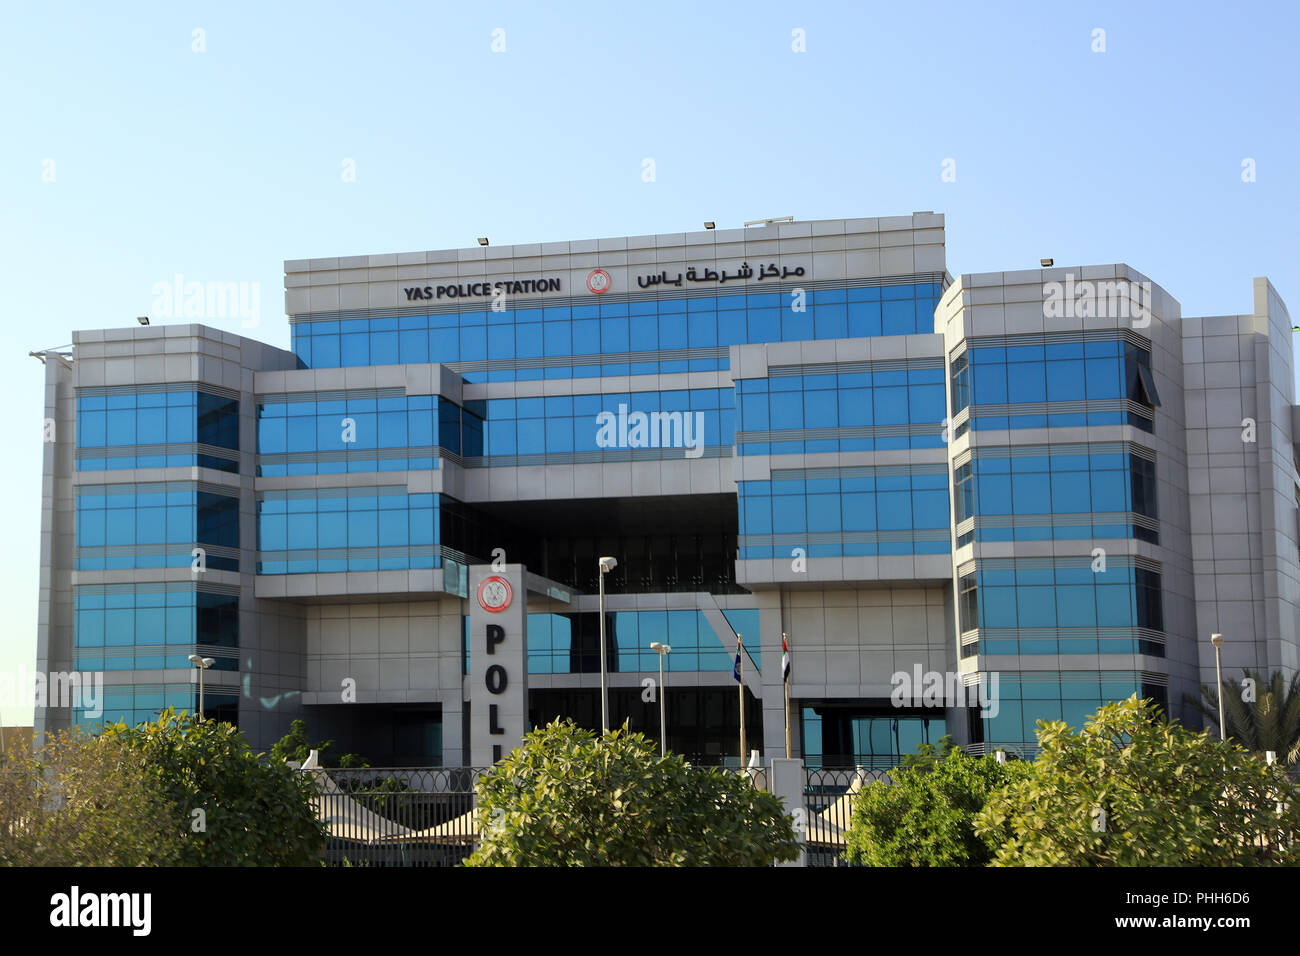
[769,756,806,867]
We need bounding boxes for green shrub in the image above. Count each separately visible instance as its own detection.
[843,744,1031,866]
[102,708,328,866]
[977,696,1300,866]
[466,719,799,866]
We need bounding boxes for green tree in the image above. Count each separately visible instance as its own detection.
[465,719,800,866]
[897,733,960,769]
[843,742,1031,866]
[0,727,182,866]
[270,718,369,769]
[271,718,333,763]
[101,708,328,866]
[1186,669,1300,766]
[976,696,1300,866]
[270,719,368,769]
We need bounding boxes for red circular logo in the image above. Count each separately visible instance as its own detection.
[586,269,611,294]
[477,575,513,613]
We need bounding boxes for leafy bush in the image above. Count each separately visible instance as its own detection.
[976,696,1300,866]
[0,727,182,866]
[101,708,328,866]
[465,719,800,866]
[843,743,1031,866]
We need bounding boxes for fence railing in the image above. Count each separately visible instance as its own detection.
[802,766,891,867]
[307,763,890,867]
[309,767,487,867]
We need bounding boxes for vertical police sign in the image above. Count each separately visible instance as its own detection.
[468,563,528,765]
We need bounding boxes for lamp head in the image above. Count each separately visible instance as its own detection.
[598,556,618,573]
[1210,633,1224,648]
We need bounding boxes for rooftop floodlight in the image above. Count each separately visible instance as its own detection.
[1040,258,1054,268]
[137,316,150,325]
[703,221,715,230]
[477,237,489,246]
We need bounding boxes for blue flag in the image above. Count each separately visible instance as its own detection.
[732,636,742,683]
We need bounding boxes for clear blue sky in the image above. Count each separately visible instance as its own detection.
[2,1,1296,722]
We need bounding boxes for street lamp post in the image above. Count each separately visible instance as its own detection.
[597,556,618,734]
[650,641,672,757]
[188,654,215,721]
[1210,633,1226,740]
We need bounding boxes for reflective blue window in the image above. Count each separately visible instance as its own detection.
[256,391,470,475]
[980,673,1164,748]
[258,487,442,574]
[955,448,1158,543]
[290,283,944,377]
[77,388,239,472]
[961,565,1163,642]
[739,467,950,558]
[735,365,946,455]
[76,483,239,571]
[956,336,1155,433]
[527,608,760,675]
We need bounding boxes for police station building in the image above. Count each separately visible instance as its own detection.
[35,214,1300,767]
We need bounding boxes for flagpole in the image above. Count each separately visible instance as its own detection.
[738,633,746,767]
[783,631,791,759]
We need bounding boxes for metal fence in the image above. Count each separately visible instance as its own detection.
[311,767,487,867]
[309,764,781,866]
[802,766,892,867]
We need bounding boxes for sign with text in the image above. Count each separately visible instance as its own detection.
[467,563,528,766]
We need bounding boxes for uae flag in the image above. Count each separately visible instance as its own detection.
[781,634,791,683]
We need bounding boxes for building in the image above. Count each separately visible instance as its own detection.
[33,214,1300,767]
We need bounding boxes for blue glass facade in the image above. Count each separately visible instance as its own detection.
[291,283,944,380]
[76,482,239,571]
[736,364,946,455]
[801,708,949,770]
[953,330,1168,750]
[525,608,760,675]
[256,391,469,475]
[75,685,238,731]
[71,583,239,728]
[73,584,238,657]
[481,388,733,459]
[951,325,1175,749]
[958,564,1163,651]
[738,466,950,558]
[76,387,240,472]
[954,446,1158,545]
[952,336,1157,435]
[257,486,440,574]
[980,672,1164,751]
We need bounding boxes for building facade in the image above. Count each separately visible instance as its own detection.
[33,214,1300,766]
